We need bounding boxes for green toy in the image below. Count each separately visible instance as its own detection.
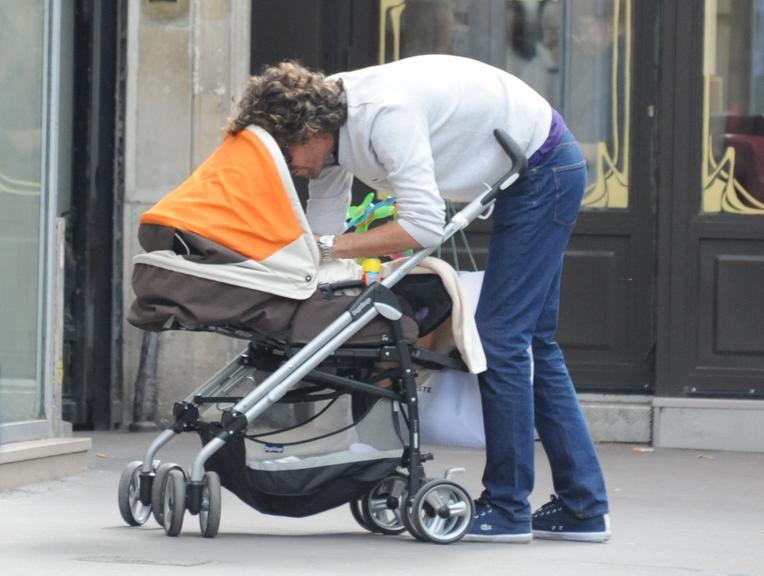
[345,193,397,233]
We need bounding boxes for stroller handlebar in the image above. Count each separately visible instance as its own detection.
[493,128,528,178]
[382,129,529,288]
[481,129,528,206]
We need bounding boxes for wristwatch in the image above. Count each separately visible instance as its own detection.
[317,234,336,263]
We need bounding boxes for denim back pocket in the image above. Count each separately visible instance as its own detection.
[552,159,586,227]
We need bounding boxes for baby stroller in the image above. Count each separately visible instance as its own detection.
[117,125,526,544]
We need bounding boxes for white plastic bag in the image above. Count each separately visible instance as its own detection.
[417,368,485,448]
[417,270,486,448]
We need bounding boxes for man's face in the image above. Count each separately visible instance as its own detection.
[283,132,335,179]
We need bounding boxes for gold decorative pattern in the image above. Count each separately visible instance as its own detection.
[0,171,40,196]
[581,0,631,209]
[379,0,407,65]
[701,0,764,214]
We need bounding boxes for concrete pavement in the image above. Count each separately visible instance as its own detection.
[1,430,763,576]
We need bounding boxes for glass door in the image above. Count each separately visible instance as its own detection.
[659,0,764,398]
[0,0,56,441]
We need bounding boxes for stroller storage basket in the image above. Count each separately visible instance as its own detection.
[199,395,405,518]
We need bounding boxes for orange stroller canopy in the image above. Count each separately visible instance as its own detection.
[141,128,305,263]
[133,126,319,301]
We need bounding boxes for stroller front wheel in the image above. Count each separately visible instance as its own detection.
[199,471,222,538]
[401,500,428,542]
[162,468,187,537]
[151,462,182,526]
[118,461,152,526]
[409,480,474,544]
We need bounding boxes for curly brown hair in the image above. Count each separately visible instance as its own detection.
[226,61,347,145]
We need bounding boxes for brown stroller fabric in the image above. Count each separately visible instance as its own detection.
[128,223,298,336]
[129,224,446,346]
[129,249,442,345]
[129,262,300,336]
[129,223,449,344]
[289,290,420,346]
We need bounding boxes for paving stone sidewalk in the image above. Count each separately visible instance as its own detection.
[1,431,762,576]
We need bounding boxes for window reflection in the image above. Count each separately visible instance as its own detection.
[381,0,631,209]
[400,0,455,57]
[506,0,630,207]
[567,0,630,208]
[504,1,561,109]
[0,1,45,424]
[703,0,764,214]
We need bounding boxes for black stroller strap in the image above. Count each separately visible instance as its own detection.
[244,395,342,442]
[244,394,381,448]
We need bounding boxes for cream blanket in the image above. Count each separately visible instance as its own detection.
[317,257,486,374]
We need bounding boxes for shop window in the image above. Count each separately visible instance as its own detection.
[379,0,632,209]
[0,1,45,425]
[703,0,764,214]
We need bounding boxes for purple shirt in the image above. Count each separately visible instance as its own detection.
[528,108,567,167]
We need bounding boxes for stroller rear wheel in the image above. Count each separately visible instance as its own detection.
[118,461,152,526]
[408,480,474,544]
[361,474,408,535]
[161,468,187,537]
[199,471,222,538]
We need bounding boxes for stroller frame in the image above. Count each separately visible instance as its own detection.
[119,130,526,543]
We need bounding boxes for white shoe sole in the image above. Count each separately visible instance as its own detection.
[533,514,611,543]
[462,532,533,543]
[532,530,610,542]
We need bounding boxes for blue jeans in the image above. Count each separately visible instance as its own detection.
[475,129,608,522]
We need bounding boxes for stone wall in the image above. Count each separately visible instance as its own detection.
[122,0,251,426]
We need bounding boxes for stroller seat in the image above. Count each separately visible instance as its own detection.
[128,241,452,347]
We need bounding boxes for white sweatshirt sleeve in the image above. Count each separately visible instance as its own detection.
[307,165,354,235]
[368,106,446,248]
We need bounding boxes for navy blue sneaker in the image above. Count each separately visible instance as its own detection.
[463,500,533,543]
[532,495,611,542]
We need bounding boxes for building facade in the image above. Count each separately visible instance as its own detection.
[1,0,763,481]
